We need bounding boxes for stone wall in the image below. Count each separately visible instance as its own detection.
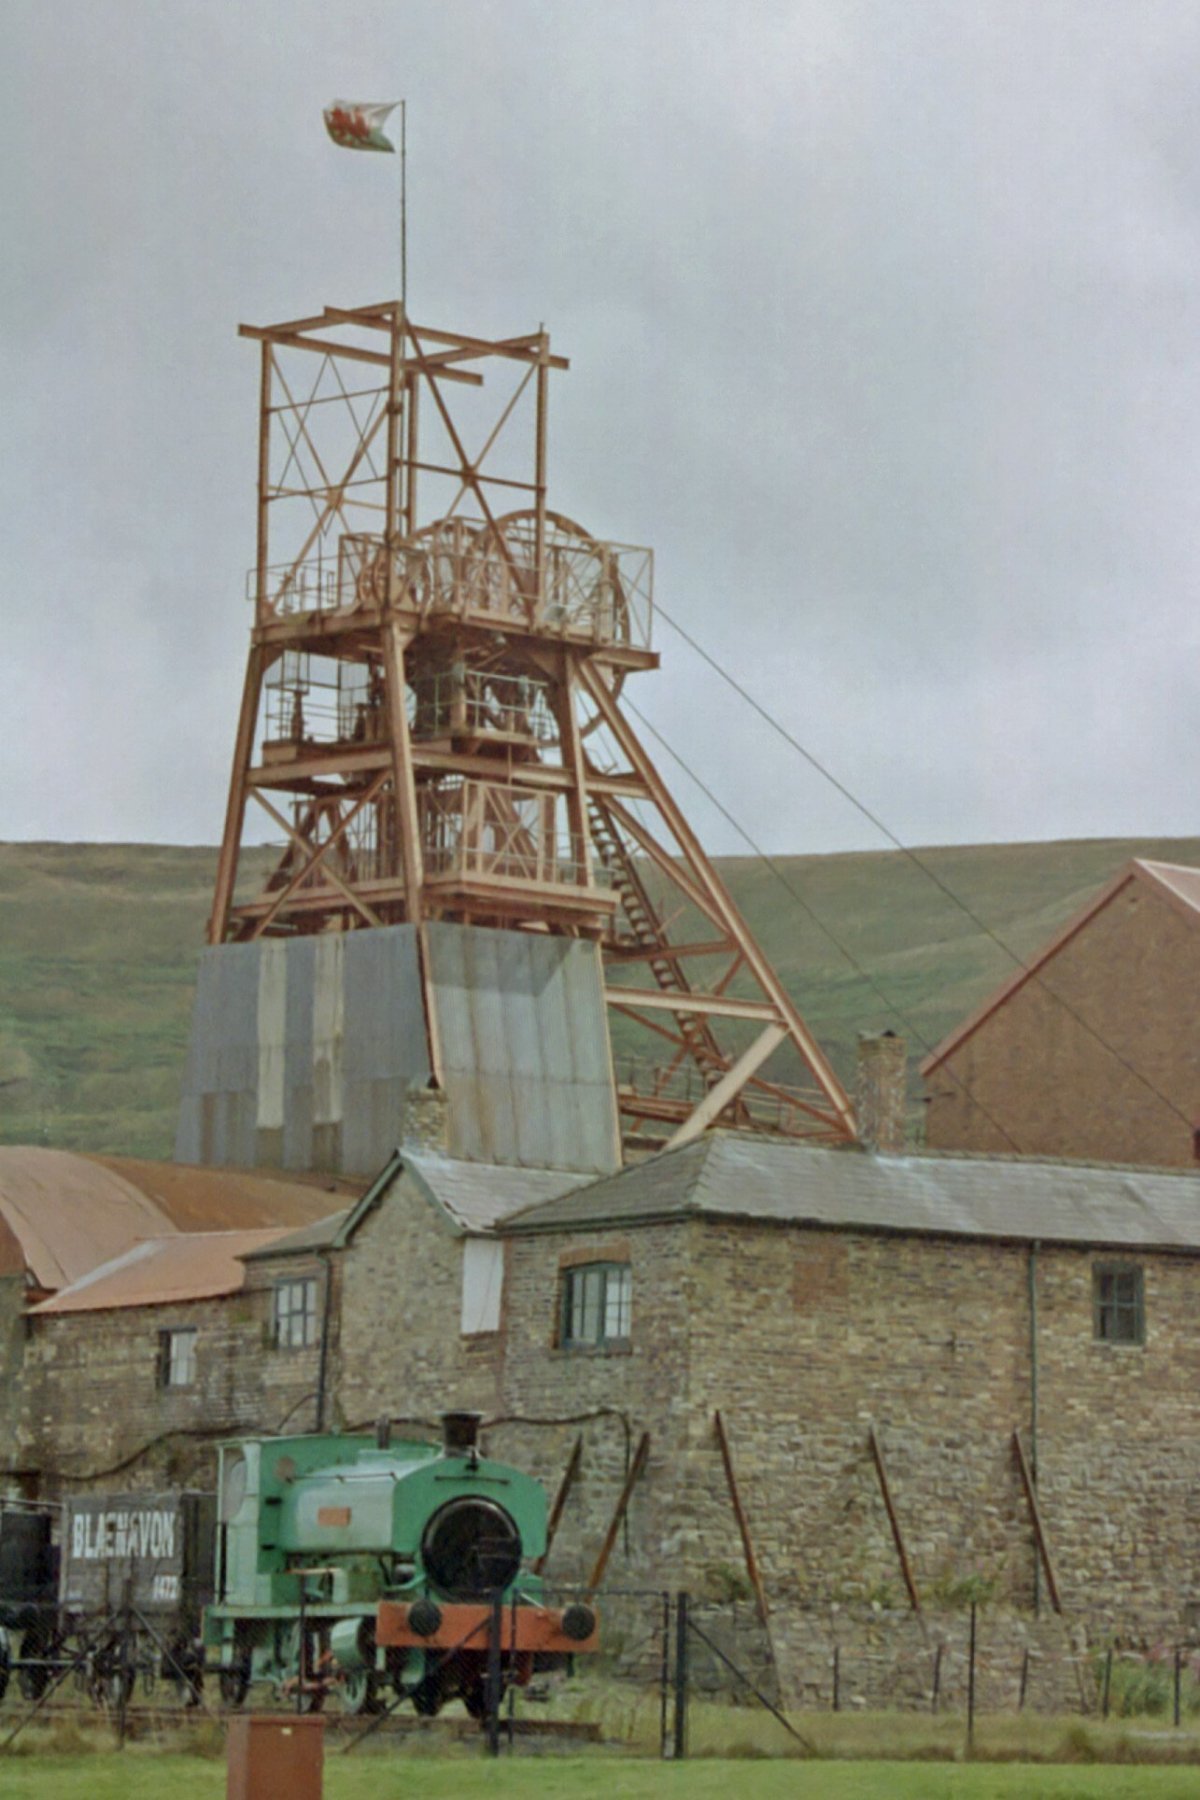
[15,1255,333,1499]
[500,1212,1200,1656]
[0,1273,30,1496]
[924,879,1200,1164]
[495,1219,699,1592]
[1032,1243,1200,1634]
[333,1167,505,1430]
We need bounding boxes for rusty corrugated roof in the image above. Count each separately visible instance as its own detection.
[0,1147,360,1293]
[92,1156,361,1230]
[28,1227,290,1314]
[0,1149,182,1291]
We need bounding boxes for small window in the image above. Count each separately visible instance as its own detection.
[462,1238,503,1336]
[159,1327,197,1389]
[273,1278,319,1349]
[560,1263,631,1350]
[1093,1264,1144,1345]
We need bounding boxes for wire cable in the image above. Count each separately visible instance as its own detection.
[625,697,1026,1155]
[651,601,1198,1139]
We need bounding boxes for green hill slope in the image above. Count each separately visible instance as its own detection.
[2,836,1196,1158]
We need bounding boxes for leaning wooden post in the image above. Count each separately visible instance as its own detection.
[1011,1430,1062,1614]
[713,1410,771,1628]
[867,1426,922,1612]
[586,1433,650,1597]
[534,1434,583,1575]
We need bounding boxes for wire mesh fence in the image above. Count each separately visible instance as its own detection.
[2,1583,1200,1761]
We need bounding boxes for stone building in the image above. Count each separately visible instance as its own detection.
[922,858,1200,1166]
[0,1148,354,1492]
[10,1107,1200,1698]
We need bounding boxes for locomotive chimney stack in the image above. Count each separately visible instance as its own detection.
[441,1411,482,1459]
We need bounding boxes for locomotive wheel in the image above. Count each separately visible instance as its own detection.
[337,1669,380,1715]
[410,1667,447,1717]
[17,1623,54,1700]
[462,1676,489,1721]
[219,1658,251,1708]
[170,1641,205,1708]
[18,1666,50,1701]
[92,1664,136,1711]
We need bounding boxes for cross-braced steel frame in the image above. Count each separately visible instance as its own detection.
[209,299,857,1153]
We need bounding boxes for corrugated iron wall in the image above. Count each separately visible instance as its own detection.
[175,925,619,1176]
[426,925,618,1171]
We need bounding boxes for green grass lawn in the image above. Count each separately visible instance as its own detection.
[2,1754,1200,1800]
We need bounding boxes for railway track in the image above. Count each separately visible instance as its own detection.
[0,1695,601,1741]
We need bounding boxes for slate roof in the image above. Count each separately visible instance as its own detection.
[502,1133,1200,1254]
[29,1228,290,1314]
[921,858,1200,1074]
[240,1209,351,1261]
[334,1147,592,1245]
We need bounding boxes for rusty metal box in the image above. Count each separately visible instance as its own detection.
[226,1714,324,1800]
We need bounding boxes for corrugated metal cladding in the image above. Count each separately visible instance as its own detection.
[176,944,260,1168]
[175,925,618,1177]
[425,926,619,1173]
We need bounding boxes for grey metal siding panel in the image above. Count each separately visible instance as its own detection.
[282,938,316,1171]
[425,925,619,1173]
[177,923,617,1177]
[341,927,430,1175]
[175,945,259,1166]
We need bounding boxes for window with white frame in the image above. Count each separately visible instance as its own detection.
[273,1278,319,1349]
[559,1262,631,1350]
[158,1327,197,1389]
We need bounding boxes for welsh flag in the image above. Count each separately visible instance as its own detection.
[323,101,398,153]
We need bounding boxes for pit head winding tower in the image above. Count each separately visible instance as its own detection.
[181,300,855,1172]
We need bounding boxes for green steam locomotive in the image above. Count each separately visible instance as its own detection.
[203,1412,596,1715]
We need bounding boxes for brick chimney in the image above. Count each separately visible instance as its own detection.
[402,1083,450,1155]
[855,1031,908,1155]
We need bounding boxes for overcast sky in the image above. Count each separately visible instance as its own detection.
[4,0,1199,856]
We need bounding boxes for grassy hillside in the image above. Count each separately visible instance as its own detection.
[2,836,1197,1158]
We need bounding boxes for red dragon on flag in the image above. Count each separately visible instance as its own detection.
[323,101,398,153]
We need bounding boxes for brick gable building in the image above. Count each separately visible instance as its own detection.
[922,859,1200,1166]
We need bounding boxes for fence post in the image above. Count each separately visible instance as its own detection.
[1102,1647,1112,1720]
[659,1593,671,1759]
[832,1644,840,1712]
[931,1642,942,1714]
[1174,1646,1182,1729]
[672,1592,689,1761]
[967,1602,977,1752]
[485,1595,503,1758]
[1018,1648,1030,1711]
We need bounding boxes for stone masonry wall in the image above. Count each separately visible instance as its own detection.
[333,1169,504,1431]
[16,1255,332,1500]
[500,1212,1200,1702]
[0,1273,30,1497]
[1032,1243,1200,1635]
[924,880,1200,1164]
[494,1220,698,1595]
[684,1223,1036,1612]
